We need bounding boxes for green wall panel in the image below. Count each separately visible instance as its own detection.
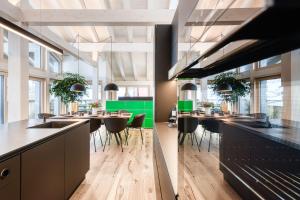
[178,100,193,112]
[106,100,154,128]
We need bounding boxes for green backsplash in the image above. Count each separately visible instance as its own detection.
[106,100,153,128]
[178,100,193,112]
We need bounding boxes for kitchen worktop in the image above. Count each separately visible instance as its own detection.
[0,119,89,161]
[222,118,300,150]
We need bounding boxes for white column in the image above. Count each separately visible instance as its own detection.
[92,64,99,102]
[7,32,29,122]
[98,55,108,107]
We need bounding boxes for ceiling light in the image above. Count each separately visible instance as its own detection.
[181,83,197,91]
[0,17,63,55]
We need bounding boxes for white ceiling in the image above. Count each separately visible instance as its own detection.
[8,0,264,81]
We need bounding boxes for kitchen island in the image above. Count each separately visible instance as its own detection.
[0,119,90,200]
[220,119,300,200]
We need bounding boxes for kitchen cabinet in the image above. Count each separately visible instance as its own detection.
[0,155,20,200]
[21,135,65,200]
[65,122,89,199]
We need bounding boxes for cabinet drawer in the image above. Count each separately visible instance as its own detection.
[0,155,20,200]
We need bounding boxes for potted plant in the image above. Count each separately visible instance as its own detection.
[210,72,250,112]
[200,101,214,115]
[90,101,101,115]
[49,73,87,113]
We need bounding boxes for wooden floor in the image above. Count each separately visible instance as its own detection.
[71,128,156,200]
[179,126,241,200]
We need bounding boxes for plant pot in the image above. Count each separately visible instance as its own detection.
[92,107,100,115]
[204,107,211,115]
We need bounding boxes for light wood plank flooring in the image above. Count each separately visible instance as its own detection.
[179,126,241,200]
[71,128,156,200]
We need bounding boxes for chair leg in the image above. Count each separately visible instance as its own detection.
[193,132,200,152]
[97,130,103,146]
[179,133,186,145]
[103,132,109,152]
[114,133,120,145]
[191,132,194,146]
[140,128,144,144]
[208,132,212,152]
[125,128,129,145]
[118,132,123,152]
[92,132,97,152]
[199,129,205,147]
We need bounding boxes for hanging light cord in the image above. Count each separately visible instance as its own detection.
[110,36,112,82]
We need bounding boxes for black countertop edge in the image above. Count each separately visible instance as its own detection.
[0,119,90,162]
[222,120,300,151]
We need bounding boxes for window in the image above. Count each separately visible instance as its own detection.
[239,93,250,114]
[259,78,283,119]
[78,85,93,111]
[138,87,149,96]
[117,86,126,98]
[3,30,8,59]
[239,64,252,73]
[127,87,138,97]
[29,42,41,68]
[49,80,60,115]
[259,55,281,68]
[29,79,42,119]
[207,86,222,106]
[0,75,4,124]
[196,85,202,101]
[48,52,60,73]
[98,84,102,100]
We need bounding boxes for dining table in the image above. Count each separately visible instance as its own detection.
[51,113,133,120]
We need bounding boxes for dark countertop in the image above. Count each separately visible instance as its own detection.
[0,119,89,161]
[155,123,178,193]
[222,119,300,150]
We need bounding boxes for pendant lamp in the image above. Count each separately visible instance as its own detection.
[216,83,232,93]
[70,34,85,93]
[181,83,197,91]
[104,37,119,91]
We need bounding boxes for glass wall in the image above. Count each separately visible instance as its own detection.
[127,87,138,96]
[259,55,281,68]
[0,75,4,124]
[138,87,149,96]
[29,42,41,68]
[259,78,283,119]
[28,79,42,119]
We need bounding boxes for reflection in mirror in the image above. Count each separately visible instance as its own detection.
[177,46,300,199]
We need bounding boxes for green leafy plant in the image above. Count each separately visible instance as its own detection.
[210,72,250,102]
[89,101,101,108]
[49,73,87,105]
[200,101,214,108]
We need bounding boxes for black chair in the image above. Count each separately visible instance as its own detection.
[38,113,55,119]
[200,119,220,152]
[127,114,145,144]
[89,118,103,152]
[103,117,128,152]
[178,116,200,151]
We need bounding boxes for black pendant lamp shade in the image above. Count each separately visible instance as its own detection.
[104,83,119,91]
[181,83,197,91]
[217,83,232,93]
[70,83,86,93]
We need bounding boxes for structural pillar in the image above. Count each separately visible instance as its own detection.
[7,32,29,122]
